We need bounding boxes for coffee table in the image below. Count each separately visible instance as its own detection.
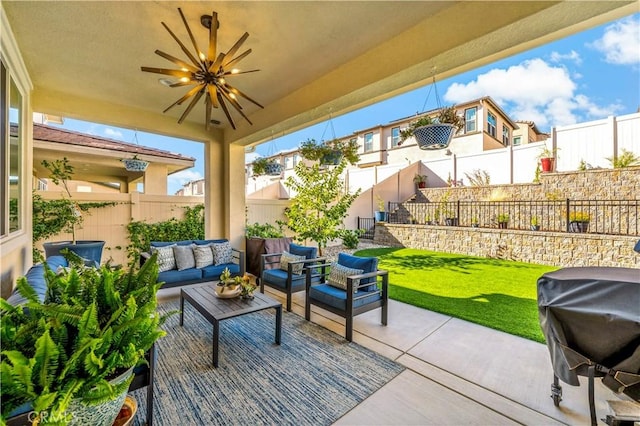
[179,283,282,368]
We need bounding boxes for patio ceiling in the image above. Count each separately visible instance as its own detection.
[2,1,636,148]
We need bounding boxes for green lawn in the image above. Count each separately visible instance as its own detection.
[354,248,558,343]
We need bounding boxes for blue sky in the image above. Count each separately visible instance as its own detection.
[51,13,639,195]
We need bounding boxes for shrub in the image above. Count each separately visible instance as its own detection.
[245,222,285,238]
[341,229,363,249]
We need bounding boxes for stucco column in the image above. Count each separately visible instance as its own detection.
[143,163,168,195]
[204,139,224,239]
[226,143,246,249]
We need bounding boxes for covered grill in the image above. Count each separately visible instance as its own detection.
[537,266,640,425]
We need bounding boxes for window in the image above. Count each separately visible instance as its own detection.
[513,136,522,146]
[487,112,497,138]
[391,127,400,147]
[1,60,23,237]
[364,132,373,152]
[502,125,510,146]
[465,107,477,133]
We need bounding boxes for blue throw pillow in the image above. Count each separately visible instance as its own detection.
[289,243,317,260]
[337,253,378,285]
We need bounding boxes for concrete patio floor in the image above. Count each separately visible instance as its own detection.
[158,285,633,425]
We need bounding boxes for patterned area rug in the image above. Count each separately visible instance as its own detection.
[130,298,404,425]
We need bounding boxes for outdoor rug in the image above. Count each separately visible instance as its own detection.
[130,299,404,425]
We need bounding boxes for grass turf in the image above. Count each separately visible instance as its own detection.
[354,247,558,343]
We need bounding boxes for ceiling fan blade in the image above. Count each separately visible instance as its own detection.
[170,81,198,88]
[222,33,249,67]
[163,84,204,113]
[217,92,237,130]
[208,52,226,74]
[178,8,203,66]
[223,49,251,69]
[178,88,205,124]
[161,22,201,68]
[219,86,244,111]
[141,67,191,78]
[154,50,199,72]
[221,90,253,125]
[225,84,264,109]
[224,69,260,76]
[207,85,219,109]
[207,11,218,62]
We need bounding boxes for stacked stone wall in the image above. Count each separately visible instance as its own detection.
[374,224,639,268]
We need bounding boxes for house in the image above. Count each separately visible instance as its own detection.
[33,122,195,195]
[1,0,636,295]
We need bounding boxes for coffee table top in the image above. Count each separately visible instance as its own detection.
[181,282,282,322]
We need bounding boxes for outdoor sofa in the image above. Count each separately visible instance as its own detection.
[141,239,245,288]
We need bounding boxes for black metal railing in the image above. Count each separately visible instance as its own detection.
[357,216,375,239]
[387,199,639,236]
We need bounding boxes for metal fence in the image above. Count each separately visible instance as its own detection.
[357,216,376,239]
[387,199,640,236]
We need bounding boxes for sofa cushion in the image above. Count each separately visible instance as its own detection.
[212,241,232,265]
[289,243,318,260]
[193,244,214,268]
[201,263,240,280]
[280,251,306,275]
[328,262,363,293]
[309,284,382,311]
[151,245,176,272]
[157,268,202,285]
[337,253,378,291]
[173,245,196,271]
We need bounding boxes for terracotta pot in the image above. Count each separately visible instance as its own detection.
[540,157,555,172]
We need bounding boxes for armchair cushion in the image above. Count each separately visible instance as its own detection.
[280,251,306,275]
[328,262,363,292]
[337,253,378,291]
[212,241,233,265]
[309,284,383,311]
[262,268,306,290]
[290,243,318,260]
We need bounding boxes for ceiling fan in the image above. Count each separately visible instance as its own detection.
[141,8,263,130]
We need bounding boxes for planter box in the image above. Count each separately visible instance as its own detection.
[569,221,589,233]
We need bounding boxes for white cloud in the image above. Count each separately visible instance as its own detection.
[103,127,124,139]
[589,16,640,65]
[443,58,622,129]
[550,50,582,65]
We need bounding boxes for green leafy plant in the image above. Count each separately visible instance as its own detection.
[281,159,360,255]
[299,138,360,165]
[606,149,640,168]
[569,211,590,222]
[33,158,116,261]
[126,204,204,264]
[0,251,170,424]
[413,174,428,188]
[341,229,363,249]
[530,216,540,226]
[399,106,464,144]
[578,159,588,171]
[497,213,510,223]
[376,195,386,212]
[245,222,285,238]
[252,157,282,177]
[537,145,559,159]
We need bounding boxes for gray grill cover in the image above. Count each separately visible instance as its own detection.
[537,267,640,400]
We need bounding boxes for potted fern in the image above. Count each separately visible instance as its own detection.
[252,157,282,177]
[1,251,170,425]
[299,138,360,165]
[399,106,464,150]
[413,174,428,189]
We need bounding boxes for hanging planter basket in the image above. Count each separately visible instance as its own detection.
[320,150,343,166]
[122,158,149,172]
[413,123,455,150]
[264,162,283,176]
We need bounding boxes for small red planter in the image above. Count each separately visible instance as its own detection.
[540,157,555,172]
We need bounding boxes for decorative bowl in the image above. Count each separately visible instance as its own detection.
[215,284,241,298]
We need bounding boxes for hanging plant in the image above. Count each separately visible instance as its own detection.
[399,106,464,150]
[252,157,282,177]
[122,155,150,172]
[299,138,360,165]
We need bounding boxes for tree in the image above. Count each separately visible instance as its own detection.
[281,159,360,255]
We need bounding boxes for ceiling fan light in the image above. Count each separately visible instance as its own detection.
[179,77,190,82]
[230,68,240,74]
[199,52,206,61]
[217,77,226,85]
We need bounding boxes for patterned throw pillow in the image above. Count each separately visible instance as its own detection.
[280,251,306,275]
[173,245,196,271]
[212,241,233,266]
[193,244,214,268]
[328,262,363,293]
[150,245,176,272]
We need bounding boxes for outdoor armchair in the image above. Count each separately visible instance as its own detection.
[259,243,325,311]
[305,253,388,341]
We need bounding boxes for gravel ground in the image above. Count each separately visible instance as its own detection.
[321,240,389,262]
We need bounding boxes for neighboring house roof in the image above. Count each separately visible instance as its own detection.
[515,120,549,137]
[33,124,194,162]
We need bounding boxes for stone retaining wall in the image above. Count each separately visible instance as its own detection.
[374,223,639,268]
